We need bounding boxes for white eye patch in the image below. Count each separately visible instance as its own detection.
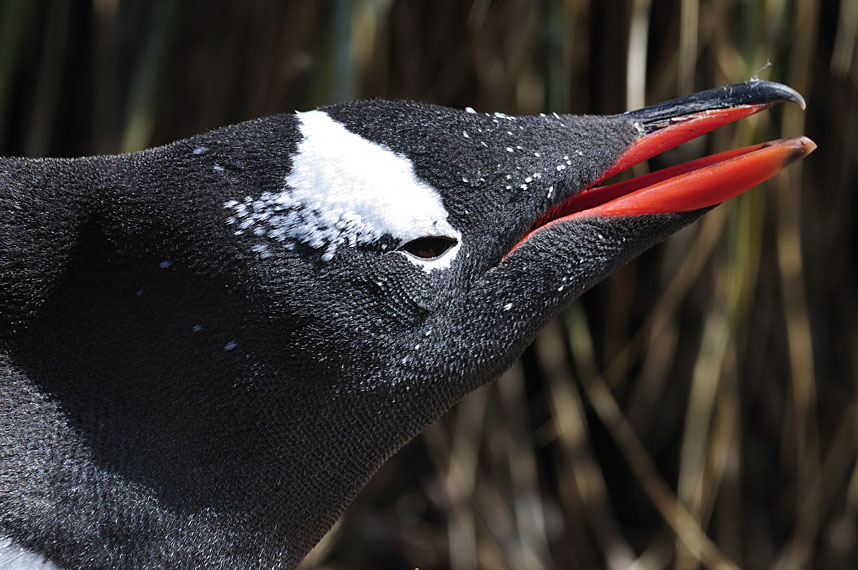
[224,110,461,271]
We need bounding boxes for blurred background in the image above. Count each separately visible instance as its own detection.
[0,1,855,568]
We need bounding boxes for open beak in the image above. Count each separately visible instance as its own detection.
[515,81,816,248]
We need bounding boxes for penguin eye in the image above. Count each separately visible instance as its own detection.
[399,236,458,260]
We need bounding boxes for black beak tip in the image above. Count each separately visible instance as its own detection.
[622,80,806,127]
[730,79,806,110]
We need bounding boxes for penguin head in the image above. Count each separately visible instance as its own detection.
[209,102,627,393]
[208,82,810,406]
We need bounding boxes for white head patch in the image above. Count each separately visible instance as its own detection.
[224,110,461,270]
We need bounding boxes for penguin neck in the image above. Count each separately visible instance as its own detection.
[2,246,410,567]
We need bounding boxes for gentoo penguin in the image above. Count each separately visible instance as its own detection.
[0,81,814,569]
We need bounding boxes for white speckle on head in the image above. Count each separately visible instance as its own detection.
[214,164,225,172]
[159,260,172,269]
[505,147,514,153]
[525,177,532,183]
[503,302,513,311]
[192,324,202,332]
[224,110,461,271]
[548,186,554,198]
[224,341,237,351]
[534,152,541,157]
[557,285,565,292]
[465,106,477,114]
[192,146,209,155]
[252,243,272,258]
[462,130,470,138]
[556,164,566,171]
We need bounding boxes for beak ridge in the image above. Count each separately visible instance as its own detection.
[621,80,806,132]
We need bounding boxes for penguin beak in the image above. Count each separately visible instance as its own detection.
[512,81,816,252]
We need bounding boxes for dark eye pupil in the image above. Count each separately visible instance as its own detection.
[400,236,457,259]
